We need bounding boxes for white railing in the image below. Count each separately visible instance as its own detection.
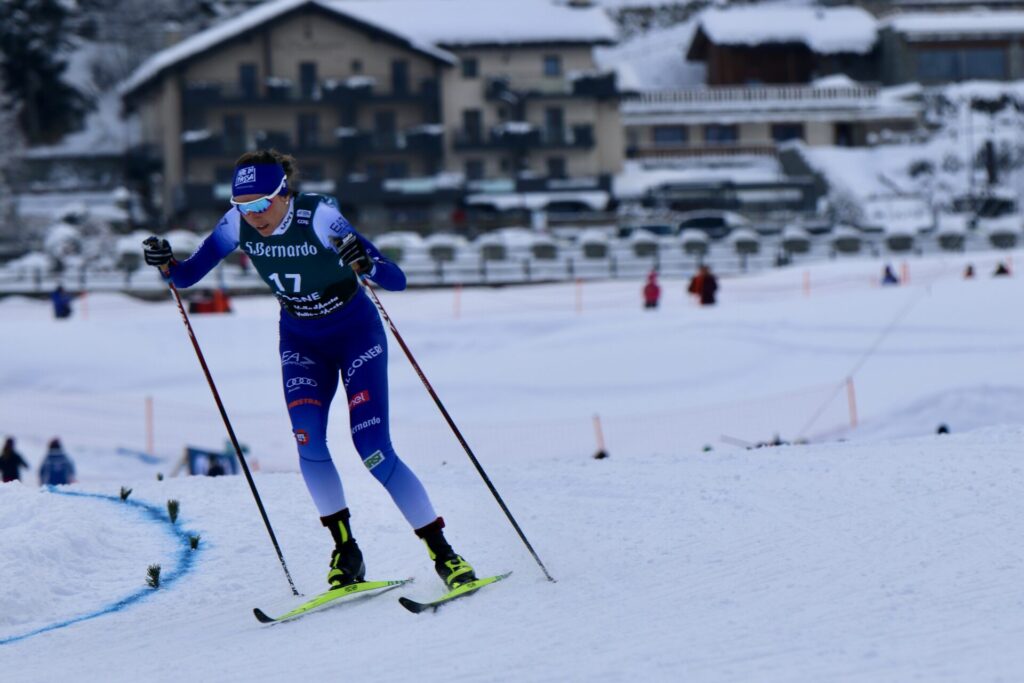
[627,85,880,107]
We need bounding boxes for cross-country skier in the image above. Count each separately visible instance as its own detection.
[142,149,476,590]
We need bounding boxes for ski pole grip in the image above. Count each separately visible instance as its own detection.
[143,236,172,276]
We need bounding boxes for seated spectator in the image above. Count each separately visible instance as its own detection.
[881,264,899,286]
[964,264,975,279]
[994,261,1011,277]
[207,457,226,477]
[39,438,76,486]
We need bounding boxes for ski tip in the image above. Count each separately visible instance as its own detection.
[399,593,440,618]
[253,607,275,624]
[398,596,430,614]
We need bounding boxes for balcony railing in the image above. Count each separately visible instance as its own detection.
[485,74,619,103]
[538,126,595,149]
[627,142,779,159]
[623,85,886,115]
[453,125,542,151]
[181,125,444,159]
[181,77,437,107]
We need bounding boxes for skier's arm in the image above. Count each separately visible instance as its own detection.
[148,212,240,288]
[314,206,407,291]
[146,214,239,288]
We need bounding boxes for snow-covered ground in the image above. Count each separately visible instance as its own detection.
[3,249,1024,681]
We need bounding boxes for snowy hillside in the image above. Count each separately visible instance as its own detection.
[4,250,1024,681]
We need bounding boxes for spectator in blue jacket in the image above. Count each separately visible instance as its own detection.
[39,438,76,486]
[51,286,73,319]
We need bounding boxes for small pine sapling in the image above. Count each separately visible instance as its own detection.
[147,564,161,589]
[120,486,132,501]
[167,499,180,523]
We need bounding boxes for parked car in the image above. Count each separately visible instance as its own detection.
[617,223,675,239]
[676,210,751,240]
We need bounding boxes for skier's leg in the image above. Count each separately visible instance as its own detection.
[279,333,345,517]
[341,311,438,530]
[341,307,476,587]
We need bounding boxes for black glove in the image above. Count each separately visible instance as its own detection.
[142,237,174,267]
[336,233,371,273]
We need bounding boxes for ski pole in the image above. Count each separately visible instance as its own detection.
[360,277,556,583]
[146,240,300,596]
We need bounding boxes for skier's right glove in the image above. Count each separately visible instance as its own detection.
[335,233,372,274]
[142,237,174,267]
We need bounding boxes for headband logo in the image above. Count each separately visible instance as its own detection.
[235,166,257,185]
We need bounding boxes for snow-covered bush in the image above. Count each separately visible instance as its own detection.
[983,218,1020,250]
[375,231,425,263]
[578,229,610,259]
[730,228,760,256]
[164,230,202,260]
[424,233,468,263]
[782,225,811,255]
[832,225,863,255]
[936,213,968,252]
[884,229,915,253]
[628,229,659,257]
[680,229,708,257]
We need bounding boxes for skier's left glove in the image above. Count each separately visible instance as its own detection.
[142,237,174,268]
[336,233,372,274]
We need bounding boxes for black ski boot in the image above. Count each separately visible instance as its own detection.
[321,508,365,589]
[415,517,476,589]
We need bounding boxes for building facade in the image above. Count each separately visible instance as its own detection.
[121,0,623,231]
[620,5,921,160]
[879,10,1024,85]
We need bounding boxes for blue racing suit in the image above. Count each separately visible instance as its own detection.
[164,193,438,529]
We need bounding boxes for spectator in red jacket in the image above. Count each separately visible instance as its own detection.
[643,270,661,309]
[688,265,719,306]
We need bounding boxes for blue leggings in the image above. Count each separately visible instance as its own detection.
[278,290,437,529]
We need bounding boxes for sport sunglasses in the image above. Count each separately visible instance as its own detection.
[230,176,287,215]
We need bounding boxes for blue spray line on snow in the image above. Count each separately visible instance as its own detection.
[0,488,200,646]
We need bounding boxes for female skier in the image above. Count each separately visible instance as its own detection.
[143,150,475,590]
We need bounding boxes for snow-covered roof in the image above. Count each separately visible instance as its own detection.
[122,0,617,97]
[595,18,705,91]
[121,0,457,97]
[883,10,1024,38]
[696,6,877,55]
[333,0,618,48]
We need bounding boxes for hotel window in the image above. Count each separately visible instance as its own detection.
[704,124,738,144]
[917,47,1006,82]
[964,48,1006,79]
[465,159,485,181]
[916,49,960,81]
[652,126,688,146]
[771,123,804,142]
[543,55,561,77]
